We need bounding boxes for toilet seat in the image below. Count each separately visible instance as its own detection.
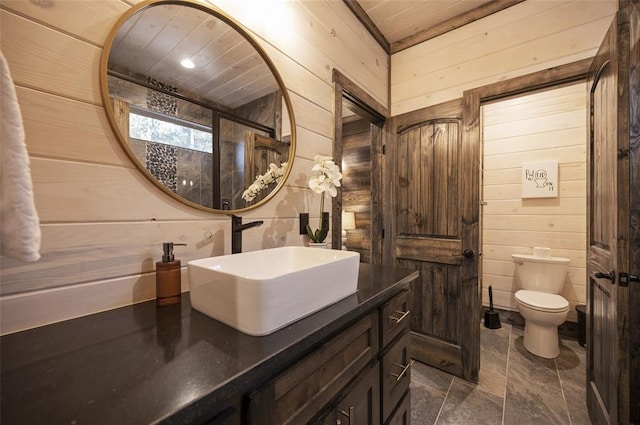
[515,290,569,312]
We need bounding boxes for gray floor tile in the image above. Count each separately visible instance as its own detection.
[557,339,592,425]
[435,378,503,425]
[411,381,447,425]
[411,360,454,393]
[556,338,586,386]
[503,330,571,425]
[410,324,590,425]
[479,323,510,398]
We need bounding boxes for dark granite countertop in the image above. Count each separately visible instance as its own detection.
[0,264,418,425]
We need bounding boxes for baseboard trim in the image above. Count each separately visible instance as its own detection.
[482,306,579,340]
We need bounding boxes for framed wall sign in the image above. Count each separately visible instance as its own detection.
[522,160,558,198]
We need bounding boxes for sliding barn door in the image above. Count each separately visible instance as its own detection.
[586,4,637,424]
[391,99,480,381]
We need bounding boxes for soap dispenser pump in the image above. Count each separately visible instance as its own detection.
[156,242,185,306]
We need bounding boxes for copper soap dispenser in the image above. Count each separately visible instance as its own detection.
[156,242,186,306]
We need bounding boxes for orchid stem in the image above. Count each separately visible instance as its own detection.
[319,193,325,230]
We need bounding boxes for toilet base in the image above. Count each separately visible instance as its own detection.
[523,321,560,358]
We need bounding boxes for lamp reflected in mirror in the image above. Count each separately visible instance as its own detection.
[341,211,356,250]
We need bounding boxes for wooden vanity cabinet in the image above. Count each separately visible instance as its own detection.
[380,289,411,347]
[248,313,379,425]
[247,289,412,425]
[379,290,411,424]
[381,331,411,422]
[318,289,412,425]
[198,395,243,425]
[385,392,411,425]
[202,407,240,425]
[317,364,381,425]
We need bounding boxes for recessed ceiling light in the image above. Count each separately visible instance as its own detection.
[180,59,195,69]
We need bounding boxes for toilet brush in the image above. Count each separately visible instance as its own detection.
[484,285,501,329]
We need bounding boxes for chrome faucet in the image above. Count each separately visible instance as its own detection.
[230,215,263,254]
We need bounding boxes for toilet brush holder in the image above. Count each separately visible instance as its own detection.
[484,285,501,329]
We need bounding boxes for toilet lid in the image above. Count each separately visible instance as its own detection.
[515,290,569,312]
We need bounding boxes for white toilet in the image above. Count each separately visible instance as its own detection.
[512,247,570,358]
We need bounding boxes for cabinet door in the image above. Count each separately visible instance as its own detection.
[322,364,380,425]
[248,313,378,425]
[385,391,411,425]
[381,331,411,421]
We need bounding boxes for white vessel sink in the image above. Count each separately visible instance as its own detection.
[187,247,360,336]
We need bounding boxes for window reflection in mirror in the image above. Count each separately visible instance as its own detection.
[101,1,295,212]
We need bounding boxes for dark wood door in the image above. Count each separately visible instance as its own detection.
[586,4,638,424]
[390,99,480,381]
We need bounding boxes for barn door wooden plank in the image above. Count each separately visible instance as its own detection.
[391,99,479,382]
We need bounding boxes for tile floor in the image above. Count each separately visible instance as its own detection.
[410,322,590,425]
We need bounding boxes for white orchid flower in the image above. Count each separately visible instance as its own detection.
[306,155,343,243]
[242,162,288,203]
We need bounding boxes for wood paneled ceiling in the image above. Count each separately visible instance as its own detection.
[108,3,279,110]
[110,1,526,110]
[344,0,525,54]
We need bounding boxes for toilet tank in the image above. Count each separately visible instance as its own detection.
[512,253,570,294]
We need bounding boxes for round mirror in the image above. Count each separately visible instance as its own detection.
[100,0,295,213]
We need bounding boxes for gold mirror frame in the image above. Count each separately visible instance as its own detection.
[99,0,296,214]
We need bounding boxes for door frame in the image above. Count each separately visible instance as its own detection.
[472,62,592,261]
[332,70,388,260]
[385,58,594,382]
[466,58,592,377]
[333,58,599,382]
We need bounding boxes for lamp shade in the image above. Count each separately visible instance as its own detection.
[342,211,356,230]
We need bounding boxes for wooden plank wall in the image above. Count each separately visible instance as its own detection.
[0,0,388,334]
[342,119,372,263]
[391,0,617,115]
[481,83,587,322]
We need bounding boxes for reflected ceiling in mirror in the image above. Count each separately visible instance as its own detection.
[100,0,295,213]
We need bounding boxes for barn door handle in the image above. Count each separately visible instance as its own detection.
[451,250,480,259]
[461,249,474,259]
[618,272,638,287]
[593,270,615,283]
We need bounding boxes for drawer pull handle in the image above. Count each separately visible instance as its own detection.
[338,406,354,425]
[389,310,410,324]
[391,360,413,382]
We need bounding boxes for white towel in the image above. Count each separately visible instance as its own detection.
[0,51,41,262]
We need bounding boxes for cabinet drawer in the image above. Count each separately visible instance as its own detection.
[381,290,410,348]
[319,363,381,425]
[381,331,411,422]
[248,312,379,425]
[385,390,411,425]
